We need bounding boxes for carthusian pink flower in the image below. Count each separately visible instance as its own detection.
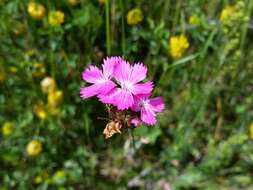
[80,56,165,138]
[131,94,165,125]
[100,60,153,110]
[129,117,142,127]
[80,57,122,99]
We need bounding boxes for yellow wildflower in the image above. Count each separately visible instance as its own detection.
[52,170,66,184]
[2,122,14,136]
[48,106,61,117]
[249,122,253,140]
[34,103,48,120]
[98,0,106,5]
[33,175,43,184]
[54,170,65,178]
[0,69,6,82]
[169,34,189,59]
[189,15,200,26]
[9,66,18,73]
[40,77,57,94]
[48,11,65,26]
[68,0,79,6]
[25,49,37,57]
[47,90,63,107]
[32,63,46,78]
[220,5,235,23]
[27,2,46,20]
[33,172,49,184]
[26,140,42,156]
[127,8,143,25]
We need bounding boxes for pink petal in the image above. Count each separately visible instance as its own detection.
[129,117,142,127]
[80,80,115,100]
[131,94,150,112]
[130,63,147,83]
[113,60,131,82]
[82,65,104,83]
[97,88,116,104]
[102,57,123,78]
[132,81,153,95]
[131,101,140,112]
[149,97,165,112]
[80,85,100,99]
[112,89,134,110]
[141,106,157,125]
[97,80,116,94]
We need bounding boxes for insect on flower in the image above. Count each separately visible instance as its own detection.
[80,57,165,139]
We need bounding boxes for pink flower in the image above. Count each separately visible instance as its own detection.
[100,60,153,110]
[131,94,165,125]
[129,117,142,127]
[80,57,122,99]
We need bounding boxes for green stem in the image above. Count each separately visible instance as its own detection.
[120,0,126,55]
[105,0,111,55]
[128,128,136,151]
[172,0,181,32]
[239,0,253,58]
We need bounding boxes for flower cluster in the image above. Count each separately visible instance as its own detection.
[80,57,164,137]
[189,15,200,26]
[249,122,253,140]
[34,77,63,120]
[169,34,189,59]
[26,140,42,157]
[219,1,248,33]
[27,2,65,26]
[27,2,46,20]
[1,121,14,137]
[48,11,65,26]
[127,8,143,25]
[68,0,80,6]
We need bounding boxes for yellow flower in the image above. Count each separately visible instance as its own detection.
[249,122,253,140]
[40,77,57,94]
[189,15,200,26]
[52,170,66,184]
[33,172,49,184]
[54,170,65,178]
[2,122,14,136]
[48,106,61,117]
[0,69,6,82]
[33,175,43,184]
[48,11,65,26]
[34,103,48,120]
[169,34,189,59]
[9,66,18,74]
[32,63,46,78]
[127,8,143,25]
[98,0,106,5]
[27,2,46,20]
[25,49,37,57]
[26,140,42,156]
[47,90,63,107]
[220,5,235,23]
[68,0,79,6]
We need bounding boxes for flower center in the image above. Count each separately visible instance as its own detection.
[121,81,133,91]
[140,99,149,108]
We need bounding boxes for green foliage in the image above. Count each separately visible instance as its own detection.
[1,0,253,189]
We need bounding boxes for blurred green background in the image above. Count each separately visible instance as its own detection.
[1,0,253,189]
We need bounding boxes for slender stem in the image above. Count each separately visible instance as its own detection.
[105,0,111,55]
[128,128,136,151]
[172,0,181,32]
[239,0,253,59]
[120,0,126,55]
